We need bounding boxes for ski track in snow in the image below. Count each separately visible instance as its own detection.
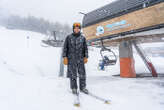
[0,26,164,110]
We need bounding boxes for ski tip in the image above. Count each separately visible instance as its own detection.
[105,101,111,104]
[74,103,80,107]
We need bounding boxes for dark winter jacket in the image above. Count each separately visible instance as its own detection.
[62,33,88,64]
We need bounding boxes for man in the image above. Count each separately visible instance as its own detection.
[62,22,88,94]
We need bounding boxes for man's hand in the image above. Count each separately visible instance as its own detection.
[63,57,68,65]
[84,57,88,64]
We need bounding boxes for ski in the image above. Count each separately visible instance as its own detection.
[73,92,80,107]
[81,91,111,104]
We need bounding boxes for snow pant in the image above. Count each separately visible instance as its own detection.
[67,62,86,90]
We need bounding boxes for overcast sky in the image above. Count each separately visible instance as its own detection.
[0,0,116,25]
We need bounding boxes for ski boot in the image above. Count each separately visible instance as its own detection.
[72,89,78,95]
[80,88,89,94]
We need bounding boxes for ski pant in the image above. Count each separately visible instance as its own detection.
[67,62,86,90]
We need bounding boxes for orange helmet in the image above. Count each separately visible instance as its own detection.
[73,22,81,29]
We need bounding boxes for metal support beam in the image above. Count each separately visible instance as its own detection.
[132,41,158,77]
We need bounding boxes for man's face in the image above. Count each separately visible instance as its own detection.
[73,27,80,33]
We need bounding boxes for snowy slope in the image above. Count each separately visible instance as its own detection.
[0,27,61,77]
[0,26,164,110]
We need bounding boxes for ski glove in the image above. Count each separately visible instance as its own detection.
[63,57,68,65]
[84,57,88,64]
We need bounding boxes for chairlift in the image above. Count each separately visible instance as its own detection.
[100,39,117,66]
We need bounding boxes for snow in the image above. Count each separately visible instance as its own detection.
[0,27,61,77]
[0,26,164,110]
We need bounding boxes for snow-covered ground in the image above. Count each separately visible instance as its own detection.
[0,26,164,110]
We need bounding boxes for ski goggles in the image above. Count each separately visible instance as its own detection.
[73,23,81,27]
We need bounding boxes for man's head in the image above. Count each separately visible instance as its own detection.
[73,22,81,34]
